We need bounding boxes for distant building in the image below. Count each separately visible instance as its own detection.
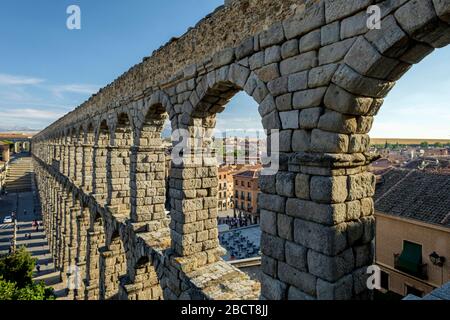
[218,166,236,211]
[424,148,449,157]
[374,168,450,298]
[0,161,7,193]
[233,168,261,222]
[0,133,33,154]
[0,141,11,193]
[0,141,11,162]
[370,158,394,175]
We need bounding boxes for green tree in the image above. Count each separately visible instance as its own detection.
[0,277,16,300]
[0,247,35,287]
[435,142,443,148]
[420,141,429,148]
[0,247,55,300]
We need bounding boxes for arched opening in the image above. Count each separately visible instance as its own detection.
[168,69,272,301]
[130,98,169,225]
[213,91,264,267]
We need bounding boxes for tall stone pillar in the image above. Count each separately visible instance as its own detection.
[259,156,376,300]
[92,145,108,205]
[62,143,70,176]
[130,146,167,225]
[74,143,83,187]
[106,146,131,215]
[52,186,63,265]
[60,197,73,282]
[74,209,90,300]
[82,144,94,193]
[84,217,105,300]
[99,238,126,300]
[66,205,81,298]
[169,149,224,268]
[68,144,76,183]
[54,144,61,171]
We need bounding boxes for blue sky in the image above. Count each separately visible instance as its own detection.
[0,1,449,139]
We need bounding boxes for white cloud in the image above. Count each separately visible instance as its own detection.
[0,108,65,120]
[0,73,44,86]
[51,84,100,98]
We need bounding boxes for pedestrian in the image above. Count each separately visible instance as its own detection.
[23,209,27,215]
[35,225,39,232]
[36,264,41,274]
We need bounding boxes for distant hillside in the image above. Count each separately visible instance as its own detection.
[0,126,40,133]
[371,138,450,145]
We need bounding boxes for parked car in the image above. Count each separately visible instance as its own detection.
[3,216,13,224]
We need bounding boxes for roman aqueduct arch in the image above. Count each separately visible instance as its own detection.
[32,0,450,300]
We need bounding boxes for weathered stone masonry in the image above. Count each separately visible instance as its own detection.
[32,0,450,300]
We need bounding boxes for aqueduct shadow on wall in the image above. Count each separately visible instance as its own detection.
[32,0,450,300]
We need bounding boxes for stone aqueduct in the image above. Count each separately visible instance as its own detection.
[31,0,450,300]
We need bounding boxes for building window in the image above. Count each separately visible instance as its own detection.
[241,191,245,200]
[241,181,244,187]
[235,191,238,198]
[380,271,389,291]
[405,285,424,297]
[247,192,251,201]
[248,182,251,188]
[394,240,426,279]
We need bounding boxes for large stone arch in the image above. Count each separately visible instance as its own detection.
[128,91,171,224]
[30,0,450,301]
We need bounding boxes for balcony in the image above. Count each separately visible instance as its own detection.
[394,253,428,280]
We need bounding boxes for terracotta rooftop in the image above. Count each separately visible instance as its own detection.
[375,168,450,228]
[233,169,261,179]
